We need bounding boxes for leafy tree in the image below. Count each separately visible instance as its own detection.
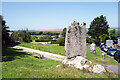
[31,36,37,40]
[38,32,43,35]
[57,37,65,46]
[1,15,11,45]
[86,37,92,44]
[100,34,110,43]
[87,15,109,45]
[11,30,31,43]
[109,29,118,40]
[61,28,66,38]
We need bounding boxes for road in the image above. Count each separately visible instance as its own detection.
[101,50,120,74]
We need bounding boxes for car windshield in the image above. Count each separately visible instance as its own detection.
[110,48,117,51]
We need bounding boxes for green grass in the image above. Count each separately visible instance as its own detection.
[2,46,118,78]
[19,44,65,55]
[18,44,118,65]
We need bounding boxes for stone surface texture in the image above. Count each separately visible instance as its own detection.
[90,43,96,53]
[92,64,106,73]
[65,21,86,58]
[62,56,106,73]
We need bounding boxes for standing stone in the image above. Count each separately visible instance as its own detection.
[65,21,86,58]
[90,43,96,53]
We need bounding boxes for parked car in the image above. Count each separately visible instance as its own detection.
[103,46,109,52]
[107,48,117,56]
[114,50,120,62]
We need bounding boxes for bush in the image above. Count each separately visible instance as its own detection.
[86,37,92,44]
[31,36,37,40]
[57,37,65,46]
[51,37,65,46]
[35,37,51,42]
[11,30,31,43]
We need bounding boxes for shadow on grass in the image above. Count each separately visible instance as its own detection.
[2,46,31,62]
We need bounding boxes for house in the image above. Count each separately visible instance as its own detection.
[58,34,62,37]
[51,35,56,40]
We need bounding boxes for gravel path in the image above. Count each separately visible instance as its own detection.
[12,46,66,61]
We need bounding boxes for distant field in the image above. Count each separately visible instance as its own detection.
[31,35,48,38]
[29,30,62,33]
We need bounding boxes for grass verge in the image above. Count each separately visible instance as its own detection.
[18,44,118,65]
[2,46,118,78]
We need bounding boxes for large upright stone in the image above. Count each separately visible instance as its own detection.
[65,21,86,58]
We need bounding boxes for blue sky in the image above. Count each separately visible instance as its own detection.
[2,2,118,30]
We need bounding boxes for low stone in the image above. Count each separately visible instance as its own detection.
[62,56,87,67]
[90,43,96,53]
[92,64,106,73]
[83,65,89,69]
[73,56,87,64]
[89,61,92,65]
[62,57,68,64]
[77,64,90,70]
[62,56,106,73]
[62,56,88,70]
[56,65,61,68]
[33,52,44,59]
[88,67,93,72]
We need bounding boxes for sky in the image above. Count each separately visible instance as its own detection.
[2,2,118,30]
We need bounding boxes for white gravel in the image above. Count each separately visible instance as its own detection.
[12,46,66,61]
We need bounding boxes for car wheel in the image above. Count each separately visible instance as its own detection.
[118,58,120,63]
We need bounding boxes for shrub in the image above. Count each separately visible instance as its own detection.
[11,30,31,43]
[35,37,51,42]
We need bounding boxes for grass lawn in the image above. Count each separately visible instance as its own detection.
[18,44,118,65]
[2,46,118,78]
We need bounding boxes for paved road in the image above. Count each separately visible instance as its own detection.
[101,64,120,74]
[101,50,119,74]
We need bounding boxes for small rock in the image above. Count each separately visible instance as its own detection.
[88,67,93,72]
[56,65,61,68]
[83,65,89,69]
[77,65,84,70]
[62,57,68,64]
[92,64,106,73]
[74,56,87,65]
[89,61,92,64]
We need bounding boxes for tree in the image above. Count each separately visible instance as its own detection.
[109,29,118,40]
[100,34,110,43]
[61,28,66,38]
[11,29,31,43]
[1,15,11,45]
[57,37,65,46]
[87,15,109,45]
[86,37,93,44]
